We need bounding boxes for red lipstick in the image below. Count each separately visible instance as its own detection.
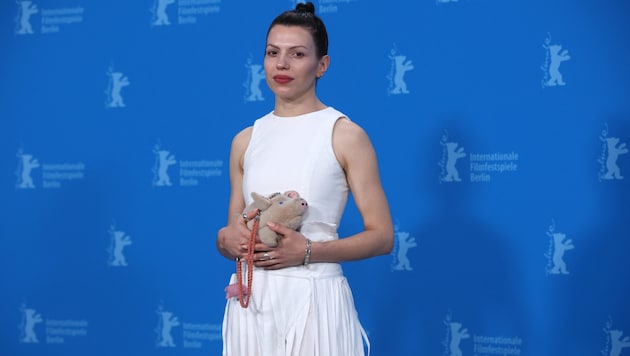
[273,75,293,84]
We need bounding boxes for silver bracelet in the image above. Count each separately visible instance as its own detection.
[303,239,312,267]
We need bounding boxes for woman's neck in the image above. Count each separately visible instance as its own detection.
[273,97,327,117]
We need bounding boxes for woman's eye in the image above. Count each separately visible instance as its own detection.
[294,52,305,57]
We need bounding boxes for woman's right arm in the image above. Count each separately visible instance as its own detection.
[216,127,253,260]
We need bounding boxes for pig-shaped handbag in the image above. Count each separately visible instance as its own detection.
[245,190,308,247]
[227,191,308,308]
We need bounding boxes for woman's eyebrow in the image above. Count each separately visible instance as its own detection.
[266,43,308,50]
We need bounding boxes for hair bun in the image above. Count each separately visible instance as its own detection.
[295,2,315,14]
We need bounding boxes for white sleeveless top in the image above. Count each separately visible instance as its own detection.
[243,106,349,247]
[223,107,369,356]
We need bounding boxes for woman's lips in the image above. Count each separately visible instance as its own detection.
[273,75,293,84]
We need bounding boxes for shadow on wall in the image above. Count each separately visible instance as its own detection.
[556,117,630,356]
[371,124,528,355]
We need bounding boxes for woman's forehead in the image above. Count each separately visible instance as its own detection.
[266,25,313,48]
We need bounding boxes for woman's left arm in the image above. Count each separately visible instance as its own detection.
[312,118,394,262]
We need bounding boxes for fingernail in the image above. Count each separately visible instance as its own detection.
[267,222,275,228]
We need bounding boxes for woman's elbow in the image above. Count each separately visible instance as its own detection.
[378,228,395,255]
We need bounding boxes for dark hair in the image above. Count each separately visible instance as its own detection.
[266,2,329,59]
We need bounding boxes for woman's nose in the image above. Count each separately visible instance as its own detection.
[276,55,289,69]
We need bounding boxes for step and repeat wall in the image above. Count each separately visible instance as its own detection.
[1,0,629,355]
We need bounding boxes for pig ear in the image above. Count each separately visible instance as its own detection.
[251,192,272,210]
[284,190,299,199]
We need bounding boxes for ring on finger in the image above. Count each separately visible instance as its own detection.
[263,252,273,260]
[242,212,248,221]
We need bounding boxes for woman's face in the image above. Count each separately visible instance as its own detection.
[264,25,328,102]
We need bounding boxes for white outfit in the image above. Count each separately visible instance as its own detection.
[222,107,369,356]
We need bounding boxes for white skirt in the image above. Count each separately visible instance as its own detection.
[222,263,369,356]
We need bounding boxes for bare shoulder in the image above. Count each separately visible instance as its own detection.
[232,126,252,151]
[333,117,370,145]
[332,117,375,168]
[230,126,253,169]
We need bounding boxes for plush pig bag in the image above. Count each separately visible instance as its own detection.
[226,190,308,304]
[245,191,308,246]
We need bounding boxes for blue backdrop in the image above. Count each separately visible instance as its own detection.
[2,0,629,355]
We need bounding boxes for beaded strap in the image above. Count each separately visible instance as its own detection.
[236,214,259,308]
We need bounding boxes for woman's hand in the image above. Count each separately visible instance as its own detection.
[253,221,308,270]
[216,209,259,261]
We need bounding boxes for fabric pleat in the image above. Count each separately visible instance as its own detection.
[222,265,369,356]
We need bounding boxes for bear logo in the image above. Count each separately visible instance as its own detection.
[603,137,628,180]
[447,321,470,356]
[20,307,43,343]
[153,147,177,186]
[545,220,574,275]
[106,68,130,108]
[391,223,417,271]
[16,1,38,35]
[156,310,179,347]
[108,226,132,267]
[542,35,571,87]
[16,152,40,189]
[608,329,630,356]
[389,52,414,95]
[152,0,176,26]
[245,62,265,102]
[442,141,466,182]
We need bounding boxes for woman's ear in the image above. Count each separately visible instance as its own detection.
[317,55,330,79]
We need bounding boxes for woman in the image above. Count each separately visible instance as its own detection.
[216,2,394,355]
